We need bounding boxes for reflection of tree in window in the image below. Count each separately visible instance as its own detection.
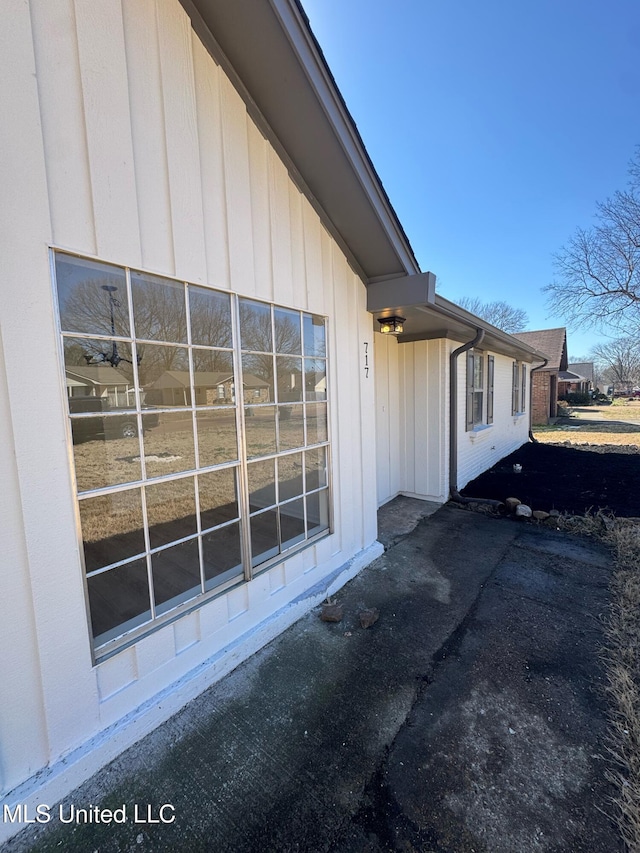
[240,300,272,353]
[56,256,128,338]
[274,307,301,354]
[131,273,187,343]
[190,286,232,349]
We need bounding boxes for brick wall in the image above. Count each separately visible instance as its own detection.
[531,371,553,424]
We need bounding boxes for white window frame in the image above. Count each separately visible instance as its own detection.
[466,350,489,430]
[52,251,332,659]
[513,361,526,415]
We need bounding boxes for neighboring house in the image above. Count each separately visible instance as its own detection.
[512,328,568,424]
[567,362,595,393]
[0,0,547,837]
[65,365,133,407]
[147,370,269,407]
[558,363,593,397]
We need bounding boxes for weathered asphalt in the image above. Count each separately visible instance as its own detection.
[3,501,620,853]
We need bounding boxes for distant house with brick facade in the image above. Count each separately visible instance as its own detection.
[513,328,568,424]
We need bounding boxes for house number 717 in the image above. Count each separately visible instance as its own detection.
[364,342,369,378]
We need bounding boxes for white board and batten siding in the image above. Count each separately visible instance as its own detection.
[375,335,530,506]
[0,0,380,824]
[375,335,448,506]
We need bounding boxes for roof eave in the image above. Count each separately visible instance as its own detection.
[180,0,420,282]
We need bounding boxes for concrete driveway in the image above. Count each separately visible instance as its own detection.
[3,501,620,853]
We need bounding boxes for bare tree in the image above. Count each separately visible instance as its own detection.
[455,297,529,333]
[545,147,640,333]
[589,337,640,391]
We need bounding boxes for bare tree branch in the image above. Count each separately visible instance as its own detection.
[455,297,529,333]
[589,337,640,390]
[545,147,640,332]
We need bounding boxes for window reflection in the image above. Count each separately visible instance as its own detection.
[305,447,327,491]
[87,559,151,644]
[56,255,129,338]
[303,313,326,357]
[142,411,195,477]
[189,285,232,348]
[274,307,301,354]
[239,299,272,352]
[307,489,329,536]
[245,406,276,458]
[250,510,279,567]
[242,354,273,403]
[71,421,141,492]
[192,349,234,406]
[79,489,145,572]
[305,402,328,445]
[277,405,303,452]
[247,459,276,512]
[202,523,243,590]
[131,272,187,343]
[198,468,238,530]
[196,410,238,467]
[151,539,201,615]
[278,452,303,501]
[56,251,332,649]
[304,358,327,401]
[145,478,197,548]
[137,344,190,406]
[64,337,136,410]
[276,356,303,403]
[280,499,305,549]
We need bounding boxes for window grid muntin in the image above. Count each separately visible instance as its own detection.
[54,252,330,655]
[237,297,329,573]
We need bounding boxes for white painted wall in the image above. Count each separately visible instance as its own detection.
[375,335,530,505]
[375,334,448,505]
[455,348,530,490]
[0,0,379,831]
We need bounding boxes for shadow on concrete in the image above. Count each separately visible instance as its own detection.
[3,499,620,853]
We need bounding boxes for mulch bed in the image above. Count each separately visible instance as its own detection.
[461,441,640,517]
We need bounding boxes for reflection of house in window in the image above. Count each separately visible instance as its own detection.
[147,370,269,407]
[65,365,132,407]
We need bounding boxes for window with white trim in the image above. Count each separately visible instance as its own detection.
[512,361,527,414]
[466,350,495,429]
[54,252,330,654]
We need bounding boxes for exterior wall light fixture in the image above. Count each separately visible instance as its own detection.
[377,315,405,336]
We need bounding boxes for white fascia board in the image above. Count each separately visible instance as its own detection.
[269,0,420,276]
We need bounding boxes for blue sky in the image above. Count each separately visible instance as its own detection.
[301,0,640,359]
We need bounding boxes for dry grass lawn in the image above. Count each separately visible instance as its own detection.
[518,405,640,846]
[533,402,640,448]
[560,515,640,852]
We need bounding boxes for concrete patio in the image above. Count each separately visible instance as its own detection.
[2,498,619,852]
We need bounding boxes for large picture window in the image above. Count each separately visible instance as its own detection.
[54,252,330,654]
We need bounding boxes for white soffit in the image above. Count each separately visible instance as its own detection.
[180,0,420,281]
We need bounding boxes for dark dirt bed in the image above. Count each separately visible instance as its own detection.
[461,441,640,517]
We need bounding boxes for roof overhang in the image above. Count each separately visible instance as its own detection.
[179,0,546,365]
[180,0,420,282]
[368,276,548,362]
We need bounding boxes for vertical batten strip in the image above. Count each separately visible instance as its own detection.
[289,185,306,308]
[247,122,273,300]
[302,197,323,314]
[73,0,140,265]
[155,0,207,283]
[30,0,96,254]
[268,150,294,305]
[121,0,174,274]
[219,74,255,295]
[192,35,231,290]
